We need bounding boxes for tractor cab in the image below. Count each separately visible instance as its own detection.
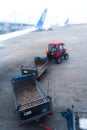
[48,42,65,53]
[47,42,69,64]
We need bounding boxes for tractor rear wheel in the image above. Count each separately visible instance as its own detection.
[64,53,69,60]
[56,57,62,64]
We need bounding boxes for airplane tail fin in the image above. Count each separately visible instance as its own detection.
[64,18,69,25]
[35,8,48,29]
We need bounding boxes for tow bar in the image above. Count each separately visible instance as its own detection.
[35,121,53,130]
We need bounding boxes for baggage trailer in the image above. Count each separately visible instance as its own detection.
[11,74,52,125]
[21,57,49,79]
[61,106,87,130]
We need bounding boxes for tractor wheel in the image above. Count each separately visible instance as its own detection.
[56,57,62,64]
[64,53,69,60]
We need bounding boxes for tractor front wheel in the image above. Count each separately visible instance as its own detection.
[56,57,62,64]
[64,53,69,60]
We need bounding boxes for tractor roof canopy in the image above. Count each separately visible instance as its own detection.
[49,41,64,45]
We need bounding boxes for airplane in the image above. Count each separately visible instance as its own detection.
[42,18,69,31]
[64,18,69,26]
[0,22,34,34]
[0,8,48,42]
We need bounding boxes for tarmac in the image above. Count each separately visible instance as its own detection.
[0,24,87,130]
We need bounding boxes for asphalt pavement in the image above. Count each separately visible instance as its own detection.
[0,24,87,130]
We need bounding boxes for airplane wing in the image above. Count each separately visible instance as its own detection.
[0,8,47,42]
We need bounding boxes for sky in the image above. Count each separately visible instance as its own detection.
[0,0,87,27]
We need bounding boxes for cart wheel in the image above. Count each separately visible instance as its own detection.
[19,123,25,127]
[64,53,69,60]
[48,112,54,115]
[56,57,62,64]
[36,77,40,81]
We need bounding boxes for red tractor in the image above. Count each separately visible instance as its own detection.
[46,41,69,64]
